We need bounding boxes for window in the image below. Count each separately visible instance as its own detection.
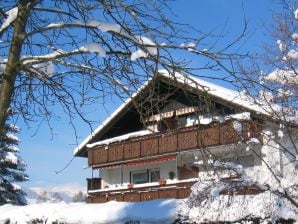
[131,170,148,184]
[150,170,160,182]
[130,169,160,184]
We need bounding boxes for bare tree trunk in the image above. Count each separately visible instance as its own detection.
[0,1,32,135]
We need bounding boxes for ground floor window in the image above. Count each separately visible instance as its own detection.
[131,170,148,184]
[150,169,160,182]
[130,169,160,184]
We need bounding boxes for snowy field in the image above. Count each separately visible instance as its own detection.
[0,193,297,224]
[0,199,178,224]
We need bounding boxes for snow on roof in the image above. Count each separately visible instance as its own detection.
[73,71,273,156]
[164,71,266,113]
[86,129,153,148]
[73,78,152,156]
[164,72,298,123]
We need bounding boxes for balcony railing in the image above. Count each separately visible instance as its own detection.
[86,178,264,203]
[88,121,261,167]
[87,180,196,203]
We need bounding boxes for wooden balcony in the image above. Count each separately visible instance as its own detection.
[87,180,196,203]
[88,121,261,167]
[86,178,264,203]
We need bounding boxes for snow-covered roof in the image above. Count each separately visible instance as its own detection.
[73,71,273,157]
[73,77,153,156]
[86,130,153,148]
[166,71,272,114]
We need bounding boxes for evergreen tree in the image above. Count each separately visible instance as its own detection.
[0,115,28,205]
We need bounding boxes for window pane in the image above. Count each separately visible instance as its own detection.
[132,171,148,184]
[150,170,160,182]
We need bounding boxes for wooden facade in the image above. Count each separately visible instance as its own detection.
[86,179,264,203]
[88,121,261,167]
[85,120,262,203]
[87,181,195,203]
[75,74,270,204]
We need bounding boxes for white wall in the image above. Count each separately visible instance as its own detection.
[101,159,176,188]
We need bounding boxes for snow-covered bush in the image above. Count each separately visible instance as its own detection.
[178,160,297,223]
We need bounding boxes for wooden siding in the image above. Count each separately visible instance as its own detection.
[159,134,177,154]
[87,179,264,203]
[141,191,159,201]
[88,121,262,167]
[124,141,140,159]
[87,181,197,203]
[200,126,220,147]
[177,130,197,150]
[141,138,159,156]
[159,189,177,199]
[88,147,108,165]
[123,192,141,202]
[108,145,123,162]
[177,188,192,199]
[108,194,123,202]
[220,123,240,145]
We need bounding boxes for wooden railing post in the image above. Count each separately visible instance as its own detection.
[157,136,160,155]
[219,123,221,145]
[175,131,178,152]
[92,149,94,165]
[106,146,109,163]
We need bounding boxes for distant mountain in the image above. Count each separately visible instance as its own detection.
[23,184,86,204]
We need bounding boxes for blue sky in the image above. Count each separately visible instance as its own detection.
[18,0,281,190]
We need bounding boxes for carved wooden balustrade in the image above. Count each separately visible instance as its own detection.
[87,180,196,203]
[88,121,262,167]
[86,178,264,203]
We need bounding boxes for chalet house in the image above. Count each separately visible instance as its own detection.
[74,71,298,203]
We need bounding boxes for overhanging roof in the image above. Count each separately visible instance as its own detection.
[73,71,275,157]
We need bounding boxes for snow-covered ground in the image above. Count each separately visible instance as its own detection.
[181,191,298,223]
[0,199,178,224]
[0,192,297,223]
